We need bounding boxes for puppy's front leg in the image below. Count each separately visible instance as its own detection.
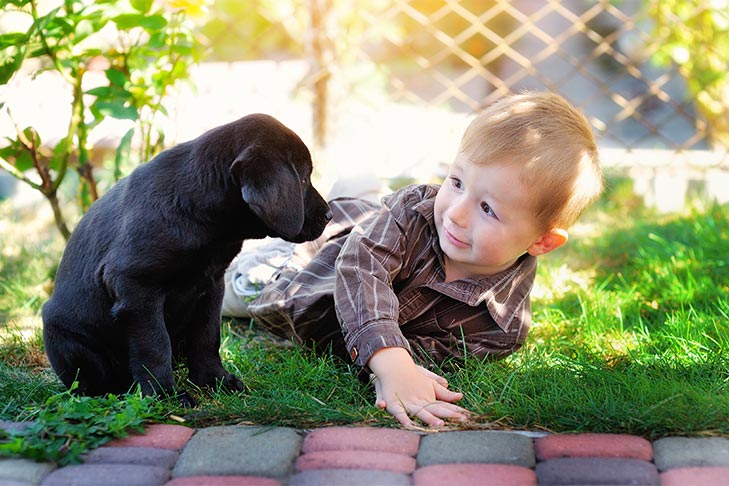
[110,279,177,397]
[127,311,176,397]
[185,281,244,392]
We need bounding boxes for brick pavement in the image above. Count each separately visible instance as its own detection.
[1,422,729,485]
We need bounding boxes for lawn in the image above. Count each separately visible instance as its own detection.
[1,172,727,451]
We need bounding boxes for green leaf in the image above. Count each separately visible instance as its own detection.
[13,150,33,172]
[105,68,127,87]
[93,101,138,121]
[147,31,166,49]
[0,140,14,156]
[49,138,69,172]
[73,18,97,43]
[79,180,93,210]
[112,13,146,29]
[85,86,112,97]
[0,33,27,50]
[0,57,22,85]
[130,0,154,14]
[138,15,167,31]
[114,127,134,180]
[22,126,41,148]
[42,14,74,39]
[0,0,32,7]
[170,43,193,56]
[113,13,167,31]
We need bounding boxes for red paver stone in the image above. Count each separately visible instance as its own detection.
[106,424,195,450]
[535,433,653,461]
[413,463,537,486]
[295,450,417,474]
[301,427,420,455]
[165,476,282,486]
[660,467,729,486]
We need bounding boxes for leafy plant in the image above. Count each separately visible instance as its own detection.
[0,385,167,466]
[646,0,729,148]
[0,0,203,239]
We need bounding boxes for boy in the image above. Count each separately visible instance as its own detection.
[222,91,603,428]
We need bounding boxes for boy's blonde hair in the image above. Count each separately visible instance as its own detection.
[459,91,603,231]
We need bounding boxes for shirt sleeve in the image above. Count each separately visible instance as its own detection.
[334,186,425,367]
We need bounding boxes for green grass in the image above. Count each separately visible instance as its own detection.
[0,174,727,447]
[0,383,168,465]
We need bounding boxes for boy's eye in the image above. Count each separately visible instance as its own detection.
[481,201,496,217]
[450,177,463,189]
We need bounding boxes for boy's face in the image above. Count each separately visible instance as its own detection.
[433,153,548,279]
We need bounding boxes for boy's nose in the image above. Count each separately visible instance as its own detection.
[447,197,469,227]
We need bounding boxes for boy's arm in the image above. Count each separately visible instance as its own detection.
[333,186,471,426]
[333,188,420,368]
[368,347,470,428]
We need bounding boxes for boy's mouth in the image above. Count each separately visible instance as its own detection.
[444,226,469,248]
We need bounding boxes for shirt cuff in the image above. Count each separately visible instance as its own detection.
[345,320,412,367]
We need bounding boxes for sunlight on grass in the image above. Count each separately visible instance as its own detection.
[0,196,63,370]
[1,173,727,436]
[531,263,596,301]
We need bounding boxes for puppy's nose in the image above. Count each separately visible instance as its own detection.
[324,209,333,222]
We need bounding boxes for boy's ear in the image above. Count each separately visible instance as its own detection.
[527,228,568,256]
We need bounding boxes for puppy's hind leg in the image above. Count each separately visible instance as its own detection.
[43,325,134,396]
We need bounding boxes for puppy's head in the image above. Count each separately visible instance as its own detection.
[231,114,331,243]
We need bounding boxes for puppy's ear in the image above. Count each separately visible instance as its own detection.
[232,146,305,240]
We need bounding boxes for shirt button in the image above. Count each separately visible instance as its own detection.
[350,346,358,361]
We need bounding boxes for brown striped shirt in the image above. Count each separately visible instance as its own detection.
[248,184,537,368]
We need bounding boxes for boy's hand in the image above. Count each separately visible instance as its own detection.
[368,347,471,428]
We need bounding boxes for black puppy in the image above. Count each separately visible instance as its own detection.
[42,114,331,403]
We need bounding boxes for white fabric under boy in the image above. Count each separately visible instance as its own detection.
[221,238,298,317]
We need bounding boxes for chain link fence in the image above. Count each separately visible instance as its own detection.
[198,0,728,210]
[3,1,727,210]
[202,0,727,165]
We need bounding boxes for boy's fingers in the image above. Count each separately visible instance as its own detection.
[396,401,471,428]
[415,409,444,427]
[414,402,469,427]
[390,406,414,428]
[373,379,384,405]
[434,383,464,403]
[430,402,471,421]
[416,366,449,386]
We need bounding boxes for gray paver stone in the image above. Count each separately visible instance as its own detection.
[172,426,303,479]
[536,458,659,486]
[417,431,535,467]
[0,423,33,435]
[288,469,412,486]
[653,437,729,471]
[0,458,56,485]
[81,446,179,469]
[0,479,34,486]
[40,464,170,486]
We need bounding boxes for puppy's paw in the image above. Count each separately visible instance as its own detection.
[221,373,245,393]
[178,391,199,408]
